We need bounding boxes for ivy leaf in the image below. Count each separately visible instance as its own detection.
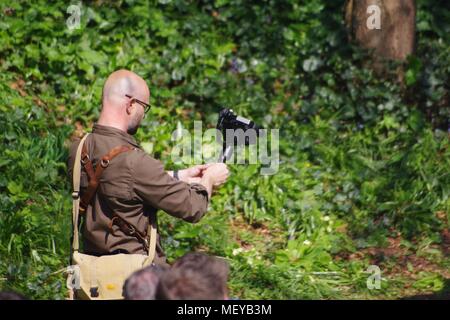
[303,57,322,72]
[405,56,422,86]
[7,181,23,195]
[78,48,107,66]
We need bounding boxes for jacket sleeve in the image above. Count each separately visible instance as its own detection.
[131,150,209,223]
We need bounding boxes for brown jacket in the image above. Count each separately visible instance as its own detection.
[68,124,209,263]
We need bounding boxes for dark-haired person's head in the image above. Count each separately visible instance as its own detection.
[172,252,229,287]
[156,253,229,300]
[123,264,168,300]
[0,291,27,300]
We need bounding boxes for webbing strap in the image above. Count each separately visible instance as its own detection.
[145,213,157,265]
[72,134,90,252]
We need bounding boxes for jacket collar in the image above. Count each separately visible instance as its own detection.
[92,123,141,148]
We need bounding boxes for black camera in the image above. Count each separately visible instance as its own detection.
[216,108,261,162]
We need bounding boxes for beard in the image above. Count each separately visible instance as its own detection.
[127,112,143,135]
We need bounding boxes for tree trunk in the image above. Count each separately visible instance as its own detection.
[345,0,416,63]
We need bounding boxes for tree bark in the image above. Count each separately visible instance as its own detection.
[345,0,416,62]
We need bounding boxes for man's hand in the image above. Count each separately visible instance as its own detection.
[177,164,211,184]
[202,163,229,187]
[168,163,229,199]
[199,163,229,198]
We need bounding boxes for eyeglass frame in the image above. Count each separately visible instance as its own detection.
[125,94,151,114]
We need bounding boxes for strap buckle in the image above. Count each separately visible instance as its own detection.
[80,154,90,165]
[100,159,110,168]
[72,192,79,199]
[127,224,136,235]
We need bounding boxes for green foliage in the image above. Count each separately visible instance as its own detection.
[0,0,448,299]
[0,74,71,299]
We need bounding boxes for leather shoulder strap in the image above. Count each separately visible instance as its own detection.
[79,145,133,213]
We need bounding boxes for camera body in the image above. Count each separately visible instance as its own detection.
[217,108,259,134]
[216,108,261,162]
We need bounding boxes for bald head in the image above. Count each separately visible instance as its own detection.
[102,69,149,106]
[98,69,150,135]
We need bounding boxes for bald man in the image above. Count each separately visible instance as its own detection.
[68,69,229,264]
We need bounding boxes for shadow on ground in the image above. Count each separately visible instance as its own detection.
[400,278,450,300]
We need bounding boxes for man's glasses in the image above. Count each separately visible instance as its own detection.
[125,94,151,114]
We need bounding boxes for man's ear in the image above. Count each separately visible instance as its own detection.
[125,101,133,115]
